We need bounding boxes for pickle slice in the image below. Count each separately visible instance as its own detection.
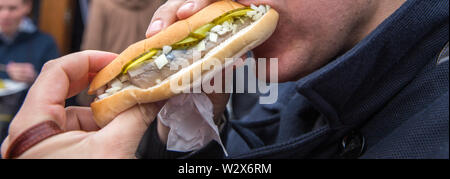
[172,36,200,49]
[190,23,215,39]
[122,49,159,74]
[171,8,254,50]
[213,8,254,25]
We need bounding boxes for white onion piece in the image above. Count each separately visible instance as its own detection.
[155,54,169,69]
[163,45,172,54]
[247,10,257,19]
[232,24,238,34]
[223,21,232,28]
[196,40,206,52]
[98,93,109,100]
[258,5,266,14]
[250,4,258,11]
[252,12,263,21]
[217,29,228,35]
[110,79,123,89]
[106,87,121,94]
[211,25,223,33]
[209,32,218,42]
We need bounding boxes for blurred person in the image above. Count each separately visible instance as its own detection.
[0,0,59,83]
[77,0,165,106]
[81,0,166,53]
[0,0,59,144]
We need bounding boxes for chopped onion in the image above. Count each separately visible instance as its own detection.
[98,93,109,100]
[218,29,228,35]
[252,12,263,21]
[223,21,232,29]
[209,32,218,42]
[154,54,169,69]
[258,5,267,14]
[247,4,267,21]
[232,24,238,34]
[106,87,121,94]
[110,79,123,89]
[211,25,223,33]
[247,10,257,17]
[166,52,175,60]
[250,4,258,11]
[163,45,172,54]
[196,40,206,52]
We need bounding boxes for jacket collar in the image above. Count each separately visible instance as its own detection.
[295,0,449,128]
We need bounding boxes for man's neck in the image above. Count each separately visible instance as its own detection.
[347,0,406,50]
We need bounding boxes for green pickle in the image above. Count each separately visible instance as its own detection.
[173,7,254,49]
[190,23,215,39]
[213,7,253,25]
[172,36,200,49]
[122,49,159,74]
[122,8,255,74]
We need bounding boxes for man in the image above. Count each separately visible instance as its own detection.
[137,0,449,159]
[0,0,59,83]
[0,0,59,144]
[0,0,448,159]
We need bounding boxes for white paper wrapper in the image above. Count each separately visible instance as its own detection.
[158,93,228,156]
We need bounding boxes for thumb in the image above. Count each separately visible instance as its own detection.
[96,103,163,155]
[176,0,217,20]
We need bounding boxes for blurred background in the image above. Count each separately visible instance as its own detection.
[0,0,166,146]
[31,0,88,55]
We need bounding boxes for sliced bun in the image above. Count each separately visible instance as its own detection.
[89,1,279,128]
[88,0,245,94]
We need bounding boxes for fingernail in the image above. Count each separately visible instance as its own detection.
[146,20,163,36]
[178,2,195,13]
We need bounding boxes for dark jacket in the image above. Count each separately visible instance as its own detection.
[137,0,449,159]
[0,31,60,79]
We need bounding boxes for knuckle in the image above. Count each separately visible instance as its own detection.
[157,0,184,13]
[41,60,58,72]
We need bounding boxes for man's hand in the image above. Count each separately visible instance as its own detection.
[6,62,37,84]
[147,0,231,144]
[1,51,163,159]
[146,0,217,38]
